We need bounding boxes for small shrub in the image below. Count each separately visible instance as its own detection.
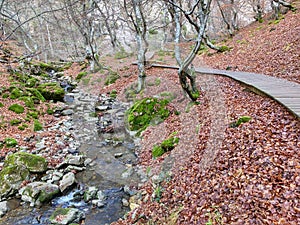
[34,119,43,131]
[8,104,25,114]
[5,138,18,148]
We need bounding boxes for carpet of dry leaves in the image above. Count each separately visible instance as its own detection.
[202,3,300,84]
[0,5,299,225]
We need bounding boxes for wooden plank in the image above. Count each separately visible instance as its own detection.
[149,64,300,118]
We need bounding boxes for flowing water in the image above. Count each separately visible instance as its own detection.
[0,87,141,225]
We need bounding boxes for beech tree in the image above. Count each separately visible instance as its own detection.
[123,0,148,92]
[168,0,213,101]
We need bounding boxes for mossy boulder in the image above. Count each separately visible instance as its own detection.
[0,164,30,200]
[37,83,65,101]
[19,182,59,206]
[8,103,24,114]
[126,97,170,134]
[4,152,48,173]
[49,207,85,225]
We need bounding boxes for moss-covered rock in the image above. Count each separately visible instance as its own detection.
[0,102,4,107]
[49,207,85,225]
[126,97,170,135]
[8,103,24,114]
[37,83,65,101]
[0,164,30,200]
[4,152,48,173]
[25,77,39,88]
[19,182,59,206]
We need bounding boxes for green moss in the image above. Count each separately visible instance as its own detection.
[75,71,88,81]
[5,152,48,173]
[8,104,25,114]
[10,88,24,99]
[34,119,43,131]
[27,111,39,119]
[49,208,72,221]
[230,115,252,128]
[10,119,21,126]
[18,124,28,130]
[0,102,4,107]
[2,93,9,98]
[38,189,60,203]
[46,106,54,115]
[37,83,65,101]
[25,78,38,87]
[27,88,46,102]
[152,133,179,158]
[218,45,231,53]
[110,90,117,99]
[126,97,170,134]
[5,138,18,148]
[19,96,34,108]
[104,70,120,85]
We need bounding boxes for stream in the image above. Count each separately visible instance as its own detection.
[0,86,143,224]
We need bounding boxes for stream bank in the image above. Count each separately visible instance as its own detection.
[0,83,145,224]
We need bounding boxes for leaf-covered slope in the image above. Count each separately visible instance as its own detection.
[203,4,300,84]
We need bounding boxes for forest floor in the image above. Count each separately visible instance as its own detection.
[0,3,299,225]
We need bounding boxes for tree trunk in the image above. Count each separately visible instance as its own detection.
[132,0,148,93]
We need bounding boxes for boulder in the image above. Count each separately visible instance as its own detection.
[4,152,48,173]
[0,164,30,200]
[49,207,85,225]
[59,172,76,192]
[19,182,60,206]
[0,201,8,217]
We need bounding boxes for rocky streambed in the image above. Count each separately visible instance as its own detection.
[0,81,145,224]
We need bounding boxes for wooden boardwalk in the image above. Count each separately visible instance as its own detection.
[151,64,300,118]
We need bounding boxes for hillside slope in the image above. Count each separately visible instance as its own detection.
[202,3,300,84]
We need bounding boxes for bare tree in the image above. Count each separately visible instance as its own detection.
[123,0,148,92]
[168,0,213,101]
[271,0,294,19]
